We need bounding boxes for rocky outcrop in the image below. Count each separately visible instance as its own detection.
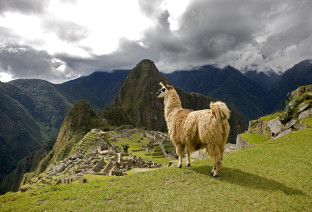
[248,119,272,138]
[267,101,311,139]
[298,107,312,119]
[235,135,253,150]
[234,85,312,150]
[268,118,284,135]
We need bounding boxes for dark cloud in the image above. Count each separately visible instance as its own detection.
[42,18,89,43]
[56,38,159,74]
[260,1,312,57]
[149,0,273,70]
[55,0,312,76]
[1,0,311,82]
[0,0,49,14]
[0,44,77,82]
[137,0,312,72]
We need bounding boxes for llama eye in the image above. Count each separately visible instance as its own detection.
[162,88,166,92]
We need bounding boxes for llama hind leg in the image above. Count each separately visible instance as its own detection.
[186,147,191,167]
[176,144,184,168]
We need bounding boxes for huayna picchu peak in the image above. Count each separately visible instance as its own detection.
[101,59,246,141]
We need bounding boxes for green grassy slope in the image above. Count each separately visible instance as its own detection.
[1,127,311,211]
[8,79,73,141]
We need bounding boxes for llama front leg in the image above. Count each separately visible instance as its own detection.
[211,160,222,177]
[176,144,184,168]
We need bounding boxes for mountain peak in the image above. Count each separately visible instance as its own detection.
[112,59,169,131]
[128,59,161,79]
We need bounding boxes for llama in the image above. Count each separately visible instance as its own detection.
[156,82,230,177]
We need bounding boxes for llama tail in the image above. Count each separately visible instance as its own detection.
[210,101,230,122]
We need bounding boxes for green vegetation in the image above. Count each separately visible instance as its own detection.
[1,127,311,211]
[52,100,106,162]
[301,116,312,127]
[260,111,282,122]
[121,144,130,152]
[240,133,269,144]
[99,107,133,127]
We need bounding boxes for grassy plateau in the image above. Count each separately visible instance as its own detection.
[1,125,311,211]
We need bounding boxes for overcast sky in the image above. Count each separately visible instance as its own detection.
[0,0,311,83]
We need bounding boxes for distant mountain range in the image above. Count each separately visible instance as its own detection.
[55,70,129,112]
[0,59,311,194]
[164,65,271,121]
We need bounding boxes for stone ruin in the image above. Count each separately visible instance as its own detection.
[28,127,239,188]
[45,141,163,185]
[113,129,178,160]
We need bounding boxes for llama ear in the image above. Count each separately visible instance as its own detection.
[166,85,173,90]
[159,82,165,87]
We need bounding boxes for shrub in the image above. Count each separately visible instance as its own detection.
[121,144,130,152]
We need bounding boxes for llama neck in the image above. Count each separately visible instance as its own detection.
[164,89,182,122]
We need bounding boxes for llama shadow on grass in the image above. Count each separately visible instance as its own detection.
[191,165,305,196]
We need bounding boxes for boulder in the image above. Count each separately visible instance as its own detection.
[294,122,308,130]
[275,129,293,139]
[298,108,312,119]
[283,119,297,130]
[298,102,310,113]
[268,118,283,135]
[248,119,272,138]
[235,135,253,150]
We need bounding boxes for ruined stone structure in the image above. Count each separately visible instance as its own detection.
[46,144,163,185]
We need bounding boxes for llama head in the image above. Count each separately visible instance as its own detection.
[156,82,172,98]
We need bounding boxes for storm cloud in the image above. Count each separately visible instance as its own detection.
[0,0,312,82]
[0,44,78,82]
[62,0,312,74]
[137,0,312,72]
